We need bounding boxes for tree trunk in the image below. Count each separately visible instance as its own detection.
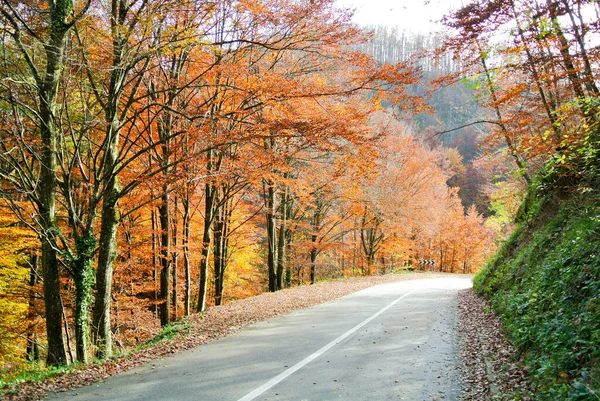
[26,255,40,361]
[308,196,324,285]
[93,187,119,358]
[213,196,225,306]
[546,0,598,123]
[159,189,171,327]
[183,196,191,316]
[265,181,278,292]
[340,233,346,278]
[276,185,289,290]
[73,235,95,363]
[171,197,179,321]
[545,0,586,101]
[213,190,233,306]
[93,87,123,358]
[310,236,318,285]
[197,181,215,312]
[285,230,293,287]
[152,209,159,318]
[37,1,76,366]
[366,252,374,276]
[92,0,129,357]
[61,296,74,364]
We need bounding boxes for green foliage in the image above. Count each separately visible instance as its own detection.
[0,319,190,393]
[475,183,600,400]
[137,321,190,350]
[0,362,74,395]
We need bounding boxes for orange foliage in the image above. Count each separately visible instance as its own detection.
[0,0,500,371]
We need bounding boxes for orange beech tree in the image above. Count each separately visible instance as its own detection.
[336,114,496,274]
[439,0,600,183]
[178,0,424,294]
[57,0,212,360]
[354,119,448,272]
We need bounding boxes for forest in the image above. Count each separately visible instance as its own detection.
[0,0,599,393]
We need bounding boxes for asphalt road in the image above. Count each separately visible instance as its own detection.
[46,277,472,401]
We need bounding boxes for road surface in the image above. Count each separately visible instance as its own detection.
[46,277,472,401]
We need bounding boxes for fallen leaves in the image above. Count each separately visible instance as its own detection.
[457,288,534,400]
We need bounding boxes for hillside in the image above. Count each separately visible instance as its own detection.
[475,169,600,400]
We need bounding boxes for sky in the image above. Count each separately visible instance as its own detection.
[334,0,465,33]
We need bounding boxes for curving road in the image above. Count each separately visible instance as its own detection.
[46,277,472,401]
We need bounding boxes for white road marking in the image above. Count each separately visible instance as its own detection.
[236,287,419,401]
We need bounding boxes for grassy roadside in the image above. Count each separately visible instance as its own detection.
[474,182,600,400]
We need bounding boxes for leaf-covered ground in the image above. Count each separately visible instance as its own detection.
[458,288,534,400]
[3,272,451,401]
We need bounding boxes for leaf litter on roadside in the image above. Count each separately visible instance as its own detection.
[457,288,534,401]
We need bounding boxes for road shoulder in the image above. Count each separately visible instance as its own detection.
[457,288,534,400]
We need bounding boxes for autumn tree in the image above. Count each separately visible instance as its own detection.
[0,0,91,366]
[441,0,600,179]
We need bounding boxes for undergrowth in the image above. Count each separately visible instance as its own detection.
[0,320,190,396]
[0,363,75,395]
[475,169,600,401]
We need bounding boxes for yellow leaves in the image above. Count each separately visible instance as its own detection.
[0,206,36,371]
[373,95,382,111]
[0,208,36,271]
[542,130,552,141]
[224,244,264,301]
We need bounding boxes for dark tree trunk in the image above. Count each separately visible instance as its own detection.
[310,234,318,285]
[93,189,119,358]
[546,0,587,101]
[172,197,179,321]
[152,209,159,318]
[276,185,289,290]
[37,1,77,366]
[213,204,225,306]
[40,129,67,367]
[213,190,233,306]
[73,234,95,363]
[26,255,40,361]
[61,297,74,364]
[265,181,278,292]
[285,230,294,287]
[197,180,215,313]
[159,190,171,327]
[92,0,130,357]
[183,196,191,316]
